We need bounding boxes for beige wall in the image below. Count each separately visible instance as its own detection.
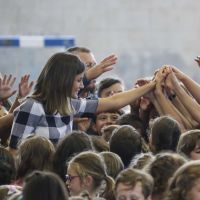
[0,0,200,88]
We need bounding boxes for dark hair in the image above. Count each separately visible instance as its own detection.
[150,116,181,153]
[66,46,91,54]
[145,152,186,199]
[177,129,200,159]
[0,147,16,185]
[32,52,85,115]
[16,136,55,180]
[110,125,142,167]
[23,171,69,200]
[97,78,122,97]
[116,113,146,140]
[115,168,154,199]
[92,110,124,124]
[53,131,93,182]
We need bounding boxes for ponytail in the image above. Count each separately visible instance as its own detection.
[101,175,115,200]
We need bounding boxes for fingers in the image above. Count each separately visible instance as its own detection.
[1,74,16,87]
[28,81,34,90]
[100,54,117,67]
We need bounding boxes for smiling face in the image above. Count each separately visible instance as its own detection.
[93,112,121,135]
[71,72,84,98]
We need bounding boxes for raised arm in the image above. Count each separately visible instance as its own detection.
[85,54,117,80]
[97,80,155,113]
[0,74,16,101]
[169,70,200,124]
[153,67,186,130]
[9,74,34,113]
[171,66,200,104]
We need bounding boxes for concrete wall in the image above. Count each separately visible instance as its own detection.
[0,0,200,89]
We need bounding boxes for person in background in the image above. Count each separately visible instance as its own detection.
[115,168,154,200]
[9,52,155,154]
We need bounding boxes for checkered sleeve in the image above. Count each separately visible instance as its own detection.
[9,99,43,149]
[72,98,98,117]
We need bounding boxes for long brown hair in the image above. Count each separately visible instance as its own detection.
[32,52,85,115]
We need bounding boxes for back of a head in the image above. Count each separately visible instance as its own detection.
[115,168,154,199]
[150,116,181,153]
[53,131,93,181]
[130,152,154,170]
[164,160,200,200]
[23,171,68,200]
[66,46,91,54]
[90,136,109,152]
[0,147,15,185]
[17,136,55,179]
[177,129,200,160]
[110,125,142,167]
[116,113,146,139]
[100,152,124,179]
[145,152,186,198]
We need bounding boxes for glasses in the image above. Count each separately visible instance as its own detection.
[65,174,80,182]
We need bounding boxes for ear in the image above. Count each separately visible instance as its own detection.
[83,175,93,188]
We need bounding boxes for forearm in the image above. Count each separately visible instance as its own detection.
[97,81,155,113]
[180,75,200,104]
[8,96,20,113]
[155,89,185,129]
[174,84,200,123]
[171,96,197,128]
[151,95,164,116]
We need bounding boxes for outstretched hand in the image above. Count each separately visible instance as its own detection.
[18,74,34,98]
[86,54,117,80]
[0,74,16,101]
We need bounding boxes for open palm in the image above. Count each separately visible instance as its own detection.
[0,74,16,100]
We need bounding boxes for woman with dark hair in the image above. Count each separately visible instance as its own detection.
[9,52,155,153]
[23,171,69,200]
[53,131,93,182]
[149,115,181,154]
[15,136,55,186]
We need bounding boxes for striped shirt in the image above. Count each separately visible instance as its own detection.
[9,98,98,149]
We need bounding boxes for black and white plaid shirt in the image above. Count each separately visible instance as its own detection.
[9,98,98,149]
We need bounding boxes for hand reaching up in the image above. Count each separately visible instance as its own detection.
[18,75,34,98]
[0,74,16,101]
[86,54,117,80]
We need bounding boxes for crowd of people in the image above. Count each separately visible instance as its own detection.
[0,47,200,200]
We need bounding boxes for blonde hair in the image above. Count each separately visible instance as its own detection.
[164,160,200,200]
[68,151,114,199]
